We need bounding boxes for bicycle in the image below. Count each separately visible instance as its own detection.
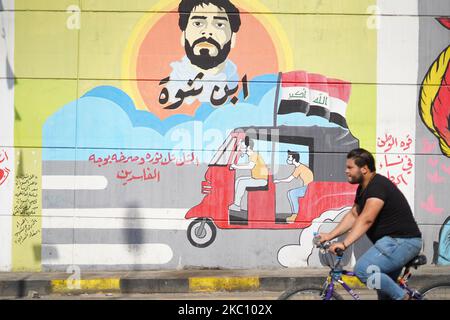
[278,234,450,300]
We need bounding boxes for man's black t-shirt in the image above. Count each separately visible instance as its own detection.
[354,173,422,243]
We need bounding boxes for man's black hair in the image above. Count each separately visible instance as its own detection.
[244,136,254,150]
[287,150,300,163]
[178,0,241,33]
[347,148,376,172]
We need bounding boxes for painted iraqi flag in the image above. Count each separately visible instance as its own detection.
[278,71,351,129]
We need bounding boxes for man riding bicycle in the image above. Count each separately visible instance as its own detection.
[318,148,422,300]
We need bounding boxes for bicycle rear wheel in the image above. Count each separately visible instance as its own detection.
[278,284,343,300]
[418,282,450,300]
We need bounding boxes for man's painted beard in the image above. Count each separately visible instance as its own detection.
[185,37,232,70]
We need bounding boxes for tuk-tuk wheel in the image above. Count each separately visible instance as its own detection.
[187,218,217,248]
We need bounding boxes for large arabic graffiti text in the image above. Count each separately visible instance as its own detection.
[88,151,200,186]
[159,73,249,109]
[377,133,414,186]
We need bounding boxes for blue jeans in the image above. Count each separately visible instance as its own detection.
[354,236,422,300]
[287,186,307,214]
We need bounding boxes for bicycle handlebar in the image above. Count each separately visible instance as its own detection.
[335,248,345,257]
[312,235,345,257]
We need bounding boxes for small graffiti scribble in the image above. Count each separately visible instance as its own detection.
[0,149,11,186]
[420,194,444,215]
[427,171,446,184]
[13,174,41,245]
[441,164,450,176]
[421,138,436,154]
[427,157,439,167]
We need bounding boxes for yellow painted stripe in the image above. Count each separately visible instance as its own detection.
[51,278,120,293]
[189,277,260,292]
[340,275,365,288]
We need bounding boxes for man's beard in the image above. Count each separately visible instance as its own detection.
[348,172,364,184]
[185,37,232,70]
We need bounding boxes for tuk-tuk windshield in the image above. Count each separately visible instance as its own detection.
[209,136,237,166]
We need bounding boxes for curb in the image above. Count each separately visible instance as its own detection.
[189,277,260,292]
[0,276,356,297]
[1,271,450,297]
[0,280,52,297]
[51,278,121,294]
[0,275,368,297]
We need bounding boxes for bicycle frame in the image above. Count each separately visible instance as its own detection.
[321,255,424,300]
[321,256,362,300]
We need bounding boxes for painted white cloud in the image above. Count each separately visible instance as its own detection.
[278,207,351,268]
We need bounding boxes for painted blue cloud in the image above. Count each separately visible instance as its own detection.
[43,73,336,161]
[81,85,214,135]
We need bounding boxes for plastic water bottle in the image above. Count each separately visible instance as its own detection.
[312,232,321,246]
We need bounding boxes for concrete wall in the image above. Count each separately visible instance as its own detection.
[0,0,449,271]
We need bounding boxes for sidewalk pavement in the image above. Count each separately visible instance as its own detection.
[1,266,450,298]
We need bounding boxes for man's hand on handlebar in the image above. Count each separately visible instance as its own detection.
[313,233,346,257]
[317,233,334,244]
[329,242,346,256]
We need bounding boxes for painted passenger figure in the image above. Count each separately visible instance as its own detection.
[274,151,314,223]
[163,0,241,107]
[229,137,268,212]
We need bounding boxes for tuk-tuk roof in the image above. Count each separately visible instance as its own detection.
[232,125,359,153]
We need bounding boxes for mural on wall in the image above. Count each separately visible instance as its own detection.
[34,0,372,271]
[185,126,359,248]
[435,216,450,265]
[419,18,450,158]
[2,0,447,271]
[417,13,450,266]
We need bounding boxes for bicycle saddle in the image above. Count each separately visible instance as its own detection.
[405,254,427,269]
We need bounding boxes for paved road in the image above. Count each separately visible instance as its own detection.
[5,288,450,300]
[2,291,280,300]
[0,289,381,300]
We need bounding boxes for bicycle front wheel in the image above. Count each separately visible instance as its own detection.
[278,284,343,300]
[418,282,450,300]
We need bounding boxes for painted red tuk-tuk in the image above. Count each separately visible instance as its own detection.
[185,125,359,247]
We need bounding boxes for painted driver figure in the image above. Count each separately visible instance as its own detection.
[229,137,269,212]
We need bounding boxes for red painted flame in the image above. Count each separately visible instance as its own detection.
[432,59,450,148]
[437,18,450,30]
